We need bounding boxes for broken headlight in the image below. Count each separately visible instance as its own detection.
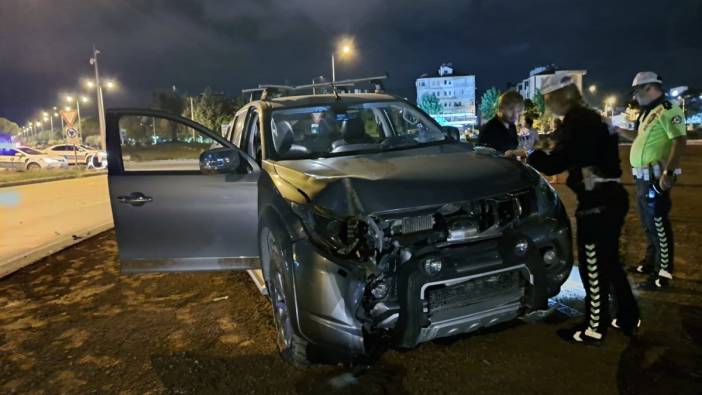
[289,202,370,259]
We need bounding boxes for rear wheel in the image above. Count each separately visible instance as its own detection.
[26,162,41,171]
[259,223,310,368]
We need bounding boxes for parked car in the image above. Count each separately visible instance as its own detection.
[105,90,572,367]
[0,146,68,171]
[44,144,106,165]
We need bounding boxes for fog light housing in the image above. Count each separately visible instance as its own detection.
[370,280,389,299]
[423,257,443,275]
[514,239,529,256]
[543,248,558,265]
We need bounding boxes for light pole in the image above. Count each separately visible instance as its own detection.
[43,112,54,134]
[331,38,354,83]
[90,46,107,151]
[606,96,617,123]
[671,90,686,118]
[311,75,324,94]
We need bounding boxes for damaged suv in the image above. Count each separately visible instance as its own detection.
[106,84,572,367]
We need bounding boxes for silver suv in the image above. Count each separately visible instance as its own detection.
[106,85,572,367]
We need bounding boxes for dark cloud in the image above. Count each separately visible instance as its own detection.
[1,0,701,123]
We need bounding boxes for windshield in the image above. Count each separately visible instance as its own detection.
[18,147,43,155]
[269,101,447,160]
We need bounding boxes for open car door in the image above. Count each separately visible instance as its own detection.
[106,109,260,273]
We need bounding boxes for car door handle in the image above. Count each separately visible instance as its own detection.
[118,192,153,206]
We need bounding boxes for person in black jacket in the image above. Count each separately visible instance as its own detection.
[477,91,524,153]
[506,75,640,345]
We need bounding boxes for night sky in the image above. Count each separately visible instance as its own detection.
[1,0,701,124]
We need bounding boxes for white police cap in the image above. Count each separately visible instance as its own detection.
[540,74,576,95]
[632,71,662,87]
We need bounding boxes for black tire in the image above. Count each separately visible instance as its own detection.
[26,162,41,171]
[259,220,311,368]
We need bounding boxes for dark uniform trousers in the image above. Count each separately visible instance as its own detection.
[576,183,639,333]
[635,178,674,276]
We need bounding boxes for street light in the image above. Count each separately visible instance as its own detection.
[588,85,597,94]
[90,46,107,151]
[331,37,355,83]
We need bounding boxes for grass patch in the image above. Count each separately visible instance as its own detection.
[122,142,213,161]
[0,168,104,185]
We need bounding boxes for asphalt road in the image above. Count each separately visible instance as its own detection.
[0,175,111,275]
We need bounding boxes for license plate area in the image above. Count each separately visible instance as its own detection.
[425,270,522,318]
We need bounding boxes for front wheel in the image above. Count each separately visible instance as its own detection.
[259,223,311,368]
[26,162,41,171]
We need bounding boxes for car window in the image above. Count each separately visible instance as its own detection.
[18,147,43,155]
[118,115,221,171]
[244,110,261,162]
[269,101,446,160]
[232,113,247,148]
[224,115,237,143]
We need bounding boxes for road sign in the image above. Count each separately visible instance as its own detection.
[65,127,81,145]
[61,110,78,128]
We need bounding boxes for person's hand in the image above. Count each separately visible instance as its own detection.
[659,173,674,191]
[504,149,528,159]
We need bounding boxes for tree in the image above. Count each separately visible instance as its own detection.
[479,87,501,121]
[192,87,245,131]
[419,93,442,115]
[533,90,545,115]
[153,91,187,141]
[153,91,186,115]
[0,117,21,136]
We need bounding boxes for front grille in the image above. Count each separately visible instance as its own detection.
[426,270,521,312]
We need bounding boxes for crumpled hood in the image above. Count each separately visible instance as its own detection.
[273,144,535,216]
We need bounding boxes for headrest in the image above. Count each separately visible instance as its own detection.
[342,117,365,140]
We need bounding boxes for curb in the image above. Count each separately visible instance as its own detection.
[0,171,106,189]
[0,222,114,279]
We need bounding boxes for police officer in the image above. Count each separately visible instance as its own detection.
[506,75,640,344]
[614,72,687,290]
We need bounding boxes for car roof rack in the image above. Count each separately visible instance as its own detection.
[242,74,389,102]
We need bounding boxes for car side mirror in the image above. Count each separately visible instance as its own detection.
[199,147,241,174]
[443,126,461,141]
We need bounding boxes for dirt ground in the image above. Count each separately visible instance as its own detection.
[1,146,701,394]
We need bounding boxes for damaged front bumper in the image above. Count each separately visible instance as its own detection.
[288,214,572,356]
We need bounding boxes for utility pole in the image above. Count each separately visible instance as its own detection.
[90,45,107,151]
[190,96,195,140]
[75,99,83,139]
[331,54,336,83]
